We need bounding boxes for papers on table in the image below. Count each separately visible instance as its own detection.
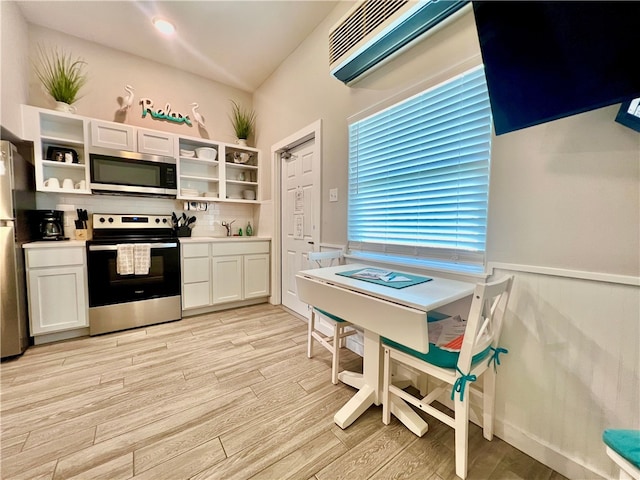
[349,268,412,283]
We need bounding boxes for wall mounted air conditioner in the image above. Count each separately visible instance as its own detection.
[329,0,470,85]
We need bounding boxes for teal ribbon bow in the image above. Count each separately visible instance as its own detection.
[488,346,509,372]
[451,367,477,402]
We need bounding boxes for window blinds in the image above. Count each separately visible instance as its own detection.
[347,66,491,269]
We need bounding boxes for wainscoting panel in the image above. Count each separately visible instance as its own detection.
[492,268,639,479]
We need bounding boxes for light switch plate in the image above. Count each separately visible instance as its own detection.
[329,188,338,202]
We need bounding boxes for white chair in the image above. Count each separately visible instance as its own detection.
[382,276,513,479]
[604,429,640,480]
[306,250,357,384]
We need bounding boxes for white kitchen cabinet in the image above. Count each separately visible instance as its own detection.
[21,105,91,194]
[25,246,88,336]
[90,119,136,151]
[211,255,243,304]
[21,105,263,203]
[181,242,210,309]
[137,128,174,156]
[180,239,270,313]
[243,254,270,299]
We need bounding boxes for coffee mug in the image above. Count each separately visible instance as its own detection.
[44,177,60,189]
[62,178,74,190]
[64,152,74,163]
[74,180,86,190]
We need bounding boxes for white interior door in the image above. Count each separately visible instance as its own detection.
[281,141,320,317]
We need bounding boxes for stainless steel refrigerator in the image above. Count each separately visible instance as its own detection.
[1,140,35,358]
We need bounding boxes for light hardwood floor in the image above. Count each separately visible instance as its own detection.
[1,304,567,480]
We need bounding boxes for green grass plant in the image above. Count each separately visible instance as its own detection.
[229,100,256,140]
[34,45,87,105]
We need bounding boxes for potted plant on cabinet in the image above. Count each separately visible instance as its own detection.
[229,100,256,146]
[34,45,87,114]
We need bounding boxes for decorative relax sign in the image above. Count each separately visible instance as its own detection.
[139,98,192,126]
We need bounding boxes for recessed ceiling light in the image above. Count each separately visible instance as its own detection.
[153,17,176,35]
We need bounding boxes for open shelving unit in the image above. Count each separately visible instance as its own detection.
[21,105,262,203]
[176,135,260,203]
[22,106,91,195]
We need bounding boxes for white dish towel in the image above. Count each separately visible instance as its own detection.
[116,244,135,275]
[134,243,151,275]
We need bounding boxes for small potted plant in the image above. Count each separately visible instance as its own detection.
[34,45,87,113]
[229,100,256,146]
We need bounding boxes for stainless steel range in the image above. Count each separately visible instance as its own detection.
[86,213,181,335]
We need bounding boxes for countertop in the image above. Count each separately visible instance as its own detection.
[23,237,271,248]
[178,236,271,243]
[23,240,87,249]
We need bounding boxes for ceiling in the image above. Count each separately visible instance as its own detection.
[16,1,343,93]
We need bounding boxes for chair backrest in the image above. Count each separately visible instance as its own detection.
[307,250,343,269]
[456,276,513,372]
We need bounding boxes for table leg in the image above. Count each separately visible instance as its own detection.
[333,384,376,429]
[334,329,383,429]
[337,370,364,390]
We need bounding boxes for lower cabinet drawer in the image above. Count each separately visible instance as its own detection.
[182,243,209,258]
[183,282,210,309]
[27,247,84,268]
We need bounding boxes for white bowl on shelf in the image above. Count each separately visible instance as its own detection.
[233,152,252,164]
[195,147,217,160]
[242,189,256,200]
[180,149,195,157]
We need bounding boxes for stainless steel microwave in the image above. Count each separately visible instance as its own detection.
[89,148,177,197]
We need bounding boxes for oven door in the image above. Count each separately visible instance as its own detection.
[87,241,180,307]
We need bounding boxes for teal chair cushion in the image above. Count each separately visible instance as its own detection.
[382,312,491,369]
[314,307,348,323]
[603,429,640,469]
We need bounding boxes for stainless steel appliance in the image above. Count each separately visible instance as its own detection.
[27,209,67,240]
[86,213,181,335]
[1,141,36,358]
[89,147,177,197]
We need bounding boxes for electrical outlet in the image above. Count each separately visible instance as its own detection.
[329,188,338,202]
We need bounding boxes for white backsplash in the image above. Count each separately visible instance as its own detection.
[36,192,258,238]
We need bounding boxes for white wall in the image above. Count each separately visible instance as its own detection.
[254,4,640,479]
[0,1,29,137]
[26,25,253,145]
[487,107,639,277]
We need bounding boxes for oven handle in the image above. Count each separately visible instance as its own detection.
[88,242,178,251]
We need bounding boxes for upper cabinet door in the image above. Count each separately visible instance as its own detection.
[137,128,174,157]
[90,120,135,151]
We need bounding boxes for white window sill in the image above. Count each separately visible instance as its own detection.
[344,251,489,282]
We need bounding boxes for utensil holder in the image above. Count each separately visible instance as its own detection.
[176,226,192,237]
[75,229,88,240]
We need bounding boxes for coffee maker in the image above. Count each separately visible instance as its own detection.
[28,210,67,240]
